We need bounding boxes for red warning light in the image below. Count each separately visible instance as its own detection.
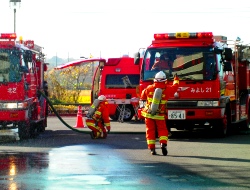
[0,33,17,39]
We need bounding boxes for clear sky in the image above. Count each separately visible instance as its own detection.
[1,0,250,61]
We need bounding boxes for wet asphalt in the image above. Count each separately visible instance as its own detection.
[0,116,250,190]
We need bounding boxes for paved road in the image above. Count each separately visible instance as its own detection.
[0,116,249,190]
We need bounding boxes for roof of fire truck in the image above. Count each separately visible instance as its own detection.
[0,33,44,54]
[148,32,216,48]
[54,58,107,70]
[54,56,134,70]
[148,32,247,52]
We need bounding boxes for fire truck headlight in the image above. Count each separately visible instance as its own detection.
[17,102,28,109]
[197,101,219,107]
[5,103,18,109]
[139,100,146,108]
[2,102,28,109]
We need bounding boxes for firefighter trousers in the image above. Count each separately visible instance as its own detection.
[86,118,107,138]
[145,118,168,149]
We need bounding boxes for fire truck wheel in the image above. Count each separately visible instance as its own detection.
[116,105,135,122]
[30,124,39,138]
[18,121,31,140]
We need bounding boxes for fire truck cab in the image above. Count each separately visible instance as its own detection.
[0,33,48,140]
[135,32,250,136]
[55,56,140,121]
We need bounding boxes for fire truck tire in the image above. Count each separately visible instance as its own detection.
[116,104,135,121]
[18,121,31,140]
[30,124,40,138]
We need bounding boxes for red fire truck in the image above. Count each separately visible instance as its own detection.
[134,32,250,136]
[0,33,48,140]
[55,56,140,121]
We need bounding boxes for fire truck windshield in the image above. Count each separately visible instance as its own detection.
[0,49,22,82]
[142,47,217,81]
[106,74,140,88]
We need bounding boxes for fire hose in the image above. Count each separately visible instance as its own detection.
[38,90,145,134]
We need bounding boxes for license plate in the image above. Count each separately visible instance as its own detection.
[168,110,186,120]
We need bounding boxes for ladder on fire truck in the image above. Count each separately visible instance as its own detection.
[107,98,139,122]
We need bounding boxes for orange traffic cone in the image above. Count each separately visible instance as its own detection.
[74,106,85,128]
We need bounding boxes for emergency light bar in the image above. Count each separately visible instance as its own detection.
[0,33,17,39]
[154,32,213,40]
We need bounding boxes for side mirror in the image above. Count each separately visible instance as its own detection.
[134,52,140,65]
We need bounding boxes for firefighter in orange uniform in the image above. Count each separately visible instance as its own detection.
[140,71,169,155]
[86,95,111,139]
[151,53,172,71]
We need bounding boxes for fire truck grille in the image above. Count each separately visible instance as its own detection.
[167,101,197,108]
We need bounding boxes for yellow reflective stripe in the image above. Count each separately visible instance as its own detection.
[160,100,167,104]
[149,92,154,95]
[147,98,153,102]
[104,123,110,126]
[159,136,168,141]
[147,97,167,104]
[96,132,101,137]
[91,105,96,108]
[149,99,167,104]
[152,98,160,104]
[86,122,102,132]
[141,111,165,120]
[147,140,156,145]
[95,111,101,115]
[86,122,95,127]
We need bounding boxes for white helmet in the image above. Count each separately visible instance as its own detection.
[98,95,106,101]
[154,71,166,82]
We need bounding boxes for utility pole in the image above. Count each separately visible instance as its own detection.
[9,0,21,33]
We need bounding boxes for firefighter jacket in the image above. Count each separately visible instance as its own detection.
[140,81,167,120]
[92,100,111,130]
[151,60,171,70]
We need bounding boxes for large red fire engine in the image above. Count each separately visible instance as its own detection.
[134,32,250,136]
[0,33,48,140]
[55,56,140,122]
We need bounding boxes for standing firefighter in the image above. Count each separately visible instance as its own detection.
[140,71,169,156]
[86,95,111,139]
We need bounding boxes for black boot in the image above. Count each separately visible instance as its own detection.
[150,148,156,155]
[161,143,168,156]
[90,131,95,139]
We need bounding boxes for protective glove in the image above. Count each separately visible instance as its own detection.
[86,113,91,119]
[105,126,110,133]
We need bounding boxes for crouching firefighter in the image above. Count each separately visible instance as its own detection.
[140,71,169,156]
[86,95,111,139]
